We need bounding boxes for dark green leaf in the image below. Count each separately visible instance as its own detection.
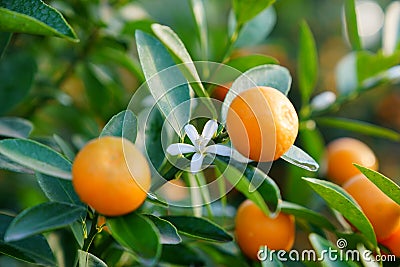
[0,214,56,266]
[303,178,377,247]
[0,0,78,41]
[0,117,33,139]
[232,0,275,26]
[107,213,161,266]
[280,201,335,231]
[281,145,319,172]
[0,52,36,115]
[53,134,76,161]
[260,246,283,267]
[354,164,400,205]
[298,20,318,105]
[100,110,138,144]
[0,154,34,174]
[0,138,72,179]
[136,30,191,137]
[316,117,400,142]
[145,107,165,170]
[161,243,204,266]
[4,202,86,242]
[214,158,274,216]
[226,54,278,73]
[229,6,276,48]
[161,215,233,242]
[194,243,249,267]
[344,0,362,51]
[78,250,107,267]
[36,173,84,206]
[145,215,181,244]
[0,32,11,59]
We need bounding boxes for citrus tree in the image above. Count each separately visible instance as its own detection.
[0,0,400,266]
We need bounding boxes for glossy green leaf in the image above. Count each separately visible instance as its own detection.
[0,214,56,266]
[136,30,191,137]
[221,64,292,123]
[280,201,335,231]
[0,117,33,139]
[161,243,204,266]
[107,213,161,266]
[36,173,84,206]
[232,0,275,26]
[0,52,36,115]
[260,247,283,267]
[0,0,78,41]
[316,117,400,142]
[0,138,72,179]
[214,158,274,216]
[383,1,400,55]
[298,20,318,105]
[226,54,278,73]
[161,215,233,242]
[357,50,400,84]
[78,250,107,267]
[344,0,362,50]
[145,107,165,170]
[100,110,137,144]
[354,164,400,205]
[309,234,358,267]
[229,6,276,48]
[0,32,11,59]
[281,145,319,172]
[145,215,181,244]
[190,0,208,60]
[303,178,377,246]
[0,154,34,174]
[53,134,76,161]
[4,202,86,242]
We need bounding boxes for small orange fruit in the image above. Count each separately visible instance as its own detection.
[343,174,400,240]
[72,136,151,216]
[159,179,189,202]
[235,199,295,260]
[226,86,298,161]
[211,82,232,102]
[325,138,378,185]
[379,224,400,257]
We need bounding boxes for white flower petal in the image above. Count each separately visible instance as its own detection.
[166,143,195,155]
[190,152,205,173]
[184,124,199,145]
[205,144,232,157]
[201,120,218,140]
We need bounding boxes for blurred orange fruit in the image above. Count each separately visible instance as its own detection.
[159,179,189,202]
[379,224,400,257]
[211,82,232,102]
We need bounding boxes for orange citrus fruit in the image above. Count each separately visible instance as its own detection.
[72,136,151,216]
[342,174,400,240]
[159,179,189,202]
[379,224,400,257]
[226,86,298,161]
[211,82,232,102]
[235,199,295,260]
[325,138,378,185]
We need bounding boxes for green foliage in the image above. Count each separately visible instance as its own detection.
[344,0,362,51]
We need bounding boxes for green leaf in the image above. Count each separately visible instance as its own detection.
[190,0,208,60]
[136,30,191,137]
[0,154,34,174]
[145,108,165,170]
[4,202,86,242]
[226,54,278,73]
[161,215,233,242]
[221,64,292,123]
[107,213,161,266]
[0,214,56,266]
[309,234,358,267]
[229,6,276,48]
[354,164,400,205]
[0,52,36,115]
[145,215,181,245]
[0,138,72,179]
[303,178,377,247]
[344,0,362,50]
[316,117,400,142]
[383,1,400,55]
[280,201,336,231]
[232,0,275,26]
[53,134,76,161]
[281,145,319,172]
[0,32,11,59]
[0,0,78,41]
[357,50,400,83]
[78,250,107,267]
[298,20,318,105]
[161,243,204,266]
[0,117,33,139]
[259,247,283,267]
[214,158,276,216]
[36,173,84,206]
[100,110,138,144]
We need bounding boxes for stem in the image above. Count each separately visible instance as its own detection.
[194,172,214,219]
[83,213,100,252]
[221,23,242,64]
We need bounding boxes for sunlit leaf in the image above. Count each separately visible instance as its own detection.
[281,145,319,172]
[226,54,278,73]
[232,0,275,26]
[145,215,181,244]
[100,110,137,144]
[78,250,107,267]
[0,117,33,139]
[344,0,362,50]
